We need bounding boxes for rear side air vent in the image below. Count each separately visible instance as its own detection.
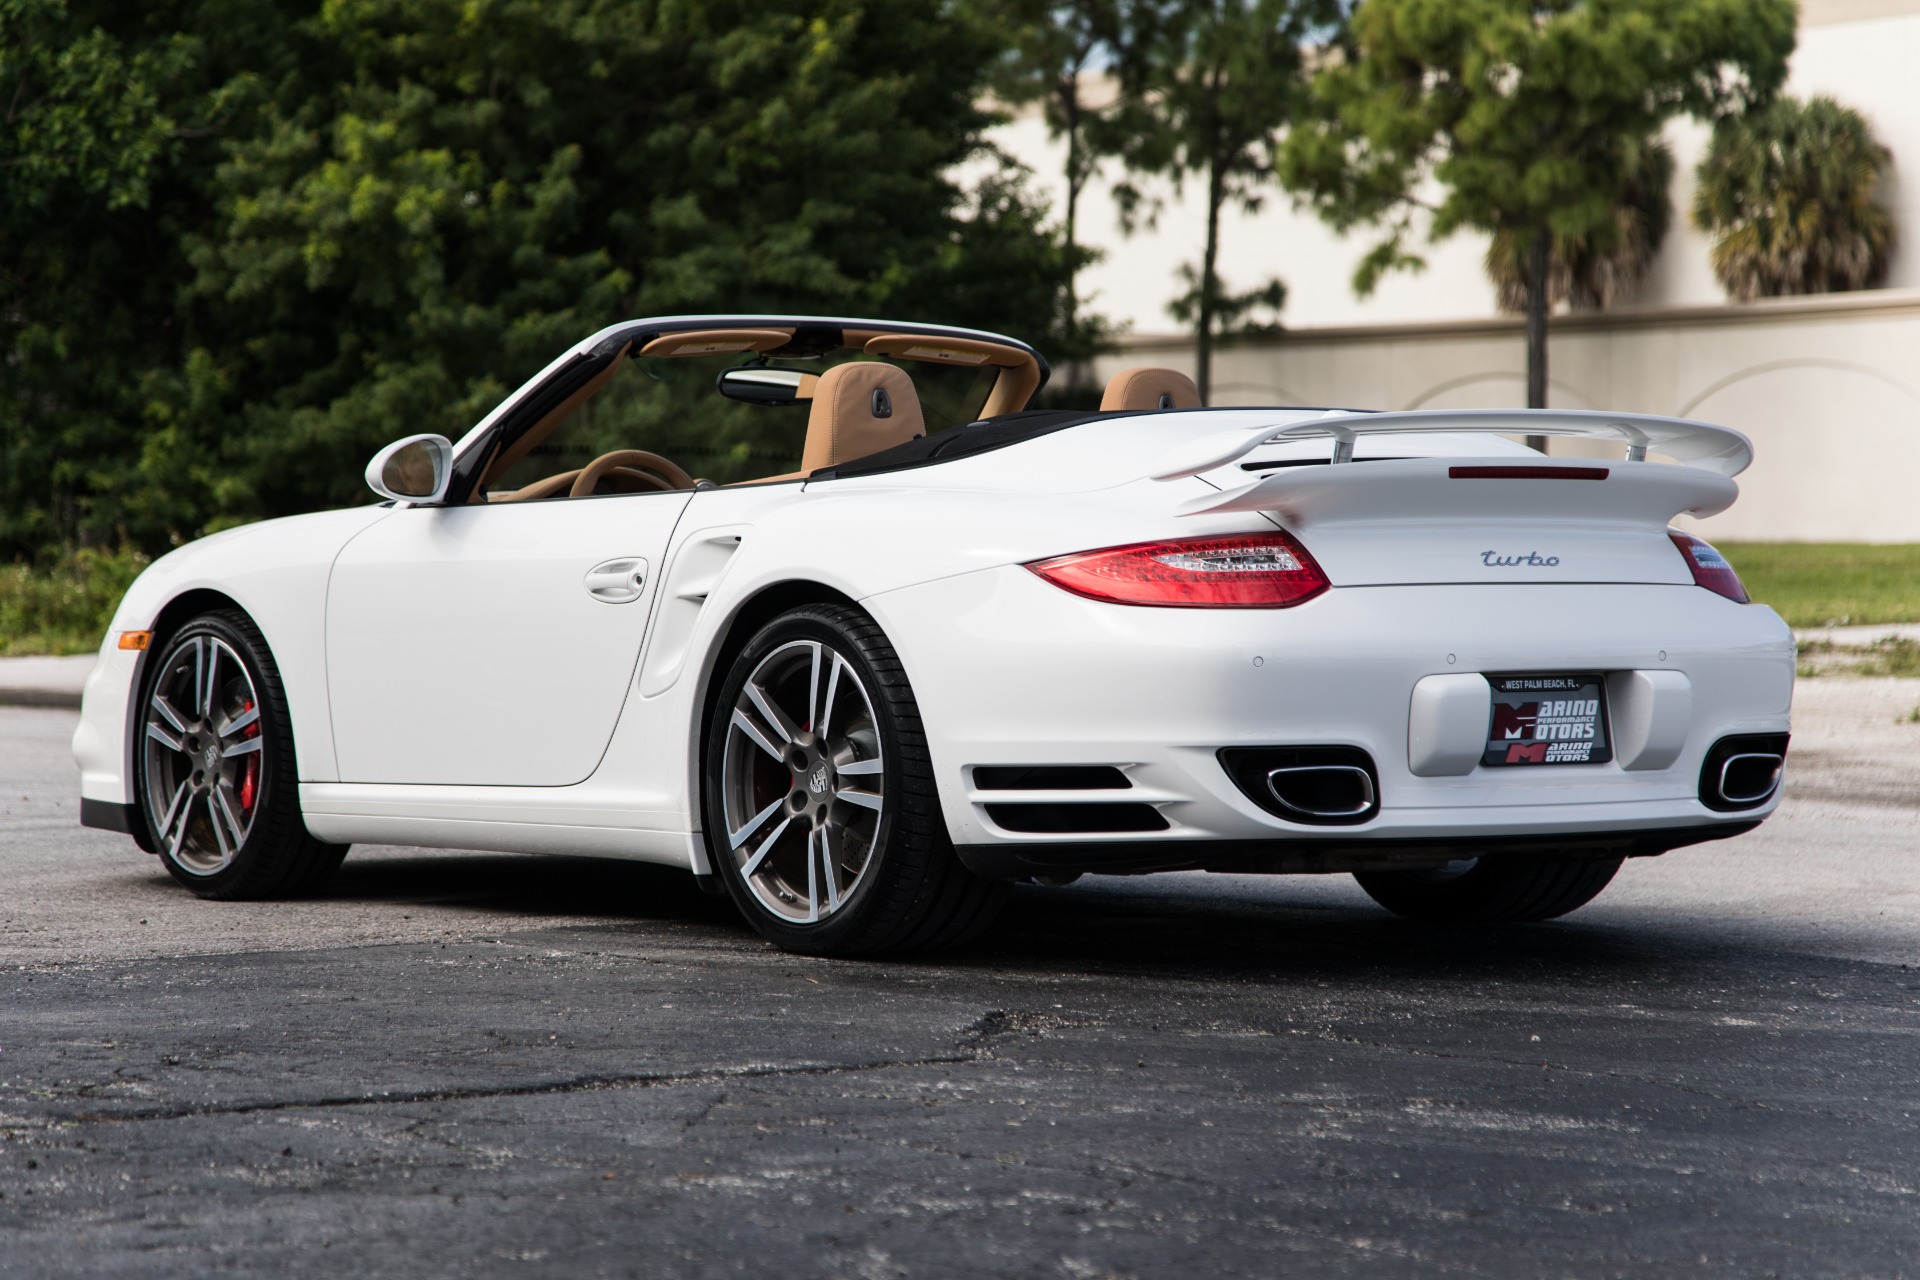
[973,765,1130,791]
[1219,746,1380,826]
[985,803,1168,834]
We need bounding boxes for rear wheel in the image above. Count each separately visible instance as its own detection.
[703,604,1006,956]
[1353,855,1621,924]
[136,609,347,898]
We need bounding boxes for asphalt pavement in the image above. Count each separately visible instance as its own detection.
[2,679,1917,1279]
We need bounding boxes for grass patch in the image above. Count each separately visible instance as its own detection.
[1796,636,1920,679]
[1718,542,1920,628]
[0,547,152,656]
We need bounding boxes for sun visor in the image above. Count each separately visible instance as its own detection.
[638,328,794,359]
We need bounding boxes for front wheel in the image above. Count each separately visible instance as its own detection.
[136,609,347,899]
[1353,855,1622,924]
[702,604,1005,956]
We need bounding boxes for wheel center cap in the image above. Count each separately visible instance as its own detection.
[201,745,221,773]
[807,763,831,796]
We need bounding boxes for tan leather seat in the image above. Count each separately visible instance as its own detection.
[800,362,926,471]
[1100,367,1201,412]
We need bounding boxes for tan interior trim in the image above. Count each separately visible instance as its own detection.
[567,448,695,498]
[861,333,1042,418]
[801,363,927,473]
[482,342,631,490]
[861,333,1028,367]
[638,328,794,359]
[491,470,581,503]
[979,363,1042,418]
[464,439,501,503]
[1100,366,1202,413]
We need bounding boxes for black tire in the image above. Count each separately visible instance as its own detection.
[1353,855,1622,924]
[135,609,348,899]
[702,603,1006,956]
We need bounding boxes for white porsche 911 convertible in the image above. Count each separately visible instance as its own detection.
[72,314,1793,954]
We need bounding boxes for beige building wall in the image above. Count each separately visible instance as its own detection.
[993,0,1920,333]
[994,0,1920,542]
[1096,289,1920,543]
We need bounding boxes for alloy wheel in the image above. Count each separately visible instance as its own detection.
[719,639,886,924]
[141,633,265,874]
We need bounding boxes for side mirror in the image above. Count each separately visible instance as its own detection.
[715,366,816,407]
[365,434,454,504]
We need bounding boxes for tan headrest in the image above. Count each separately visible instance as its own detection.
[801,363,925,472]
[1100,367,1201,412]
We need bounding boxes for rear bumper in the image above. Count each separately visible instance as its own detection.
[79,798,155,852]
[72,642,141,805]
[867,572,1794,863]
[956,820,1761,880]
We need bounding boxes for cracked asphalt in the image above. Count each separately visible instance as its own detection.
[3,686,1919,1279]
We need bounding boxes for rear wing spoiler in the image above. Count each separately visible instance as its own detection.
[1149,409,1754,482]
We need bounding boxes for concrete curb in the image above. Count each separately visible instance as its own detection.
[0,687,83,709]
[0,654,95,710]
[1794,623,1920,646]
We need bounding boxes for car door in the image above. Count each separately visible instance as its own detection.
[325,489,692,786]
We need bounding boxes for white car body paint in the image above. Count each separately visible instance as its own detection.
[75,326,1794,881]
[325,490,693,785]
[73,506,391,800]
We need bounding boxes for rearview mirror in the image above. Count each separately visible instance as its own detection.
[715,366,816,407]
[365,434,454,504]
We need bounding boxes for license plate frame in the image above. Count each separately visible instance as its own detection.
[1482,673,1612,767]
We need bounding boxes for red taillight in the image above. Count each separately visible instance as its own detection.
[1028,532,1330,608]
[1669,530,1748,602]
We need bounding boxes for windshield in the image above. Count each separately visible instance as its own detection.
[488,350,1001,494]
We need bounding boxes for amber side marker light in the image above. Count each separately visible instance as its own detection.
[117,631,152,651]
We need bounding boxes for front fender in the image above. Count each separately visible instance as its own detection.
[73,506,393,807]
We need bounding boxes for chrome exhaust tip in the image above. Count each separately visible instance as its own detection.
[1265,765,1377,818]
[1716,752,1784,806]
[1699,734,1789,811]
[1219,746,1381,826]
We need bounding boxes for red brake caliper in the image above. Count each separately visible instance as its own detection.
[238,699,260,812]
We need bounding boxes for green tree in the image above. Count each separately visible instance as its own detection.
[989,0,1125,299]
[1485,136,1673,312]
[0,0,214,554]
[1693,94,1895,301]
[1281,0,1795,412]
[0,0,192,212]
[1105,0,1337,404]
[987,0,1143,395]
[0,0,1085,559]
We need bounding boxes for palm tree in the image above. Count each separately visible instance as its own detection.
[1693,95,1894,301]
[1485,137,1675,313]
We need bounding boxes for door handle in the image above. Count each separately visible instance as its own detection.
[584,557,648,604]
